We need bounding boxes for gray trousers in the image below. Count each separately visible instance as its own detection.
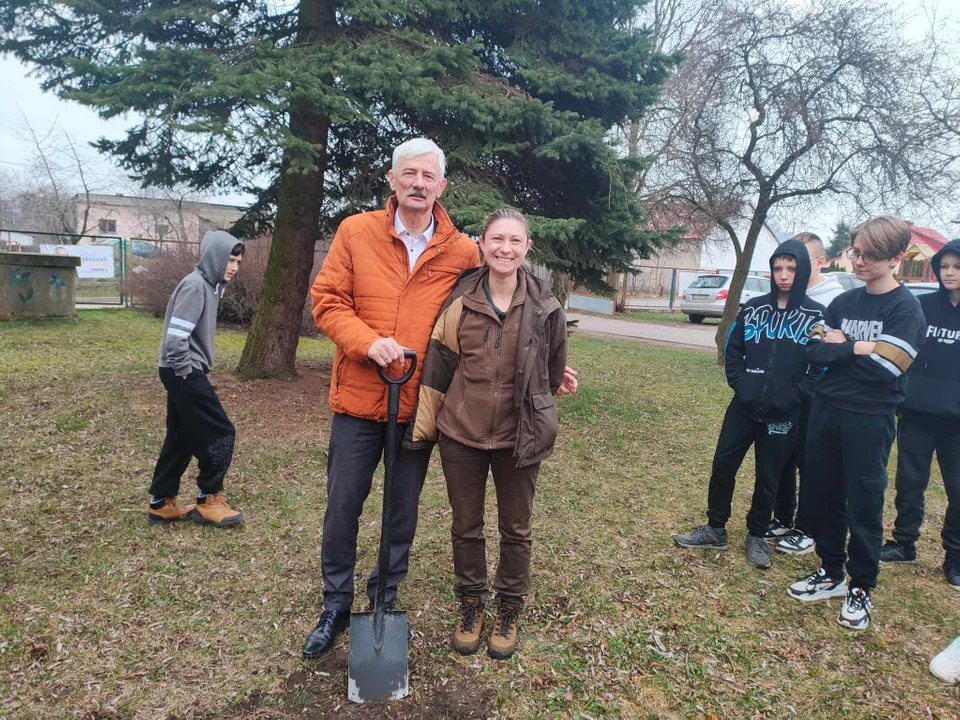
[321,413,432,611]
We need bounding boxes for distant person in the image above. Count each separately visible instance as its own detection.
[54,246,68,257]
[880,240,960,590]
[147,231,245,528]
[787,216,925,631]
[674,240,825,569]
[772,232,845,555]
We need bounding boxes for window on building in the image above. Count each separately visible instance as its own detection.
[156,223,171,237]
[98,219,117,234]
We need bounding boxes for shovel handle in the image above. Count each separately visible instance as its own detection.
[372,349,417,653]
[376,349,417,387]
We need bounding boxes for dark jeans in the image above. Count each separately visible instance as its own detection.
[321,413,432,612]
[706,400,797,537]
[438,435,539,608]
[892,417,960,560]
[805,396,896,589]
[150,367,235,498]
[774,394,812,530]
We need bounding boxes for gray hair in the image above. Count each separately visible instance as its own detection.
[392,138,446,178]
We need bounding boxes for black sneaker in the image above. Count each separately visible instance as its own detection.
[880,540,917,564]
[788,568,847,602]
[838,586,873,630]
[745,534,772,568]
[944,559,960,591]
[674,524,728,550]
[764,518,793,539]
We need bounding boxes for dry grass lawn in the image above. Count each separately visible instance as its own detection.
[0,310,958,718]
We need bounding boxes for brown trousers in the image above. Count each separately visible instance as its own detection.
[438,434,539,607]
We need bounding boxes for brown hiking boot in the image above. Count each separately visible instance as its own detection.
[487,602,521,660]
[451,596,485,655]
[188,493,244,527]
[147,496,195,525]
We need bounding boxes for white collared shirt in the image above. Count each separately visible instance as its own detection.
[394,212,436,271]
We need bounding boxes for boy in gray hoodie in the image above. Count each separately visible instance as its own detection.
[147,231,245,527]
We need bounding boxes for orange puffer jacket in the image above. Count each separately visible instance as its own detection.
[311,197,481,423]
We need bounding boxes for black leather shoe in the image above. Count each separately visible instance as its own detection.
[302,610,349,658]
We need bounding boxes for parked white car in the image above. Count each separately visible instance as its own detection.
[904,282,939,297]
[680,274,771,323]
[821,271,864,291]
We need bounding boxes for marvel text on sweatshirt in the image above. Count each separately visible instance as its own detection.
[807,284,926,415]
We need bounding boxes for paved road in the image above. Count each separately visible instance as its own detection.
[567,312,719,350]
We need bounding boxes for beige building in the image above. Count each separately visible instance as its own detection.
[75,193,245,243]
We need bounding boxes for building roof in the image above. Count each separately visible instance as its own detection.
[909,225,949,252]
[74,193,245,213]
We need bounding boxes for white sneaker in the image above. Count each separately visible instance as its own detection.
[838,586,873,630]
[788,568,847,602]
[776,529,816,555]
[930,636,960,684]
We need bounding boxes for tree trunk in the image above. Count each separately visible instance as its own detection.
[236,0,334,380]
[713,209,769,363]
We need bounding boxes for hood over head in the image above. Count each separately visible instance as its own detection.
[197,230,241,291]
[932,239,960,291]
[768,238,812,310]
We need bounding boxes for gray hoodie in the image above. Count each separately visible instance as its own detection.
[158,231,240,376]
[806,274,844,307]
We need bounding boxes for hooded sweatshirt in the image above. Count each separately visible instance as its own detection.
[724,239,826,421]
[899,239,960,429]
[158,231,240,376]
[806,274,845,307]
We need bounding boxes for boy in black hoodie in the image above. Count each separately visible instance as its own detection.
[881,240,960,589]
[787,216,925,631]
[675,240,826,568]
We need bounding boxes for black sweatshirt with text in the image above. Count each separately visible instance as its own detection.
[899,239,960,429]
[724,239,826,422]
[807,283,925,415]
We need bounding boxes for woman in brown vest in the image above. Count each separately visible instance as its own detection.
[407,208,568,659]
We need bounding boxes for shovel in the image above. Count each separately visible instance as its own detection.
[347,348,417,704]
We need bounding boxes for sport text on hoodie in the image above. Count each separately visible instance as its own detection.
[724,239,826,422]
[158,231,240,376]
[806,279,926,415]
[899,239,960,428]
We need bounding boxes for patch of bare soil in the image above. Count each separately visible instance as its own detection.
[215,647,496,720]
[127,360,334,444]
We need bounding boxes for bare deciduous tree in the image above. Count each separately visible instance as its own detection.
[639,0,960,357]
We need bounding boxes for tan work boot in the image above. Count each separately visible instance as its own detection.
[451,596,485,655]
[487,602,521,660]
[147,496,195,525]
[188,493,244,527]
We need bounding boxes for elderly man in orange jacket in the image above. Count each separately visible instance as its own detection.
[302,138,579,658]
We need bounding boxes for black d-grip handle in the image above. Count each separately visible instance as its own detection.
[375,348,417,386]
[376,349,417,419]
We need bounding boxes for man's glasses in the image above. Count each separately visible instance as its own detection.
[846,247,883,265]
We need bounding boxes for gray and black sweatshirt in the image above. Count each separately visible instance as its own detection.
[158,231,240,376]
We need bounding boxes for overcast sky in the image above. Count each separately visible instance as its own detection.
[0,57,254,207]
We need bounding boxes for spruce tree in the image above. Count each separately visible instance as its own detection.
[2,0,675,377]
[827,220,852,260]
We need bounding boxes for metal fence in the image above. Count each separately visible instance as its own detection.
[616,264,768,311]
